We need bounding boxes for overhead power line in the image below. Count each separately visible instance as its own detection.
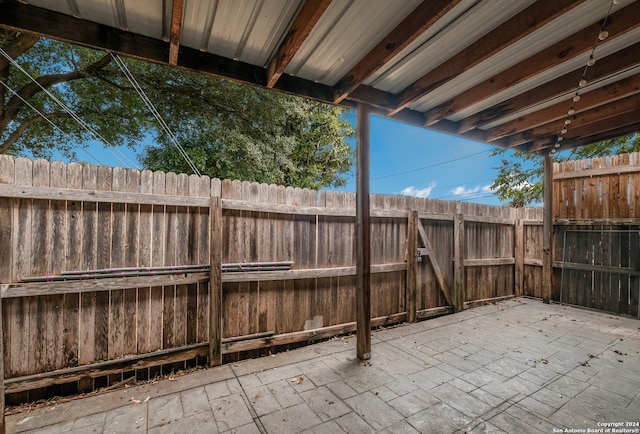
[111,54,201,176]
[0,80,104,166]
[371,149,491,181]
[0,47,140,169]
[346,149,492,185]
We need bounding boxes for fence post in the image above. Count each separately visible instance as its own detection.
[543,153,553,304]
[406,210,418,323]
[453,209,465,312]
[209,196,223,366]
[515,219,524,297]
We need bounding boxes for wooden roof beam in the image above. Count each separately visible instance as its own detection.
[0,1,361,109]
[505,93,640,148]
[332,0,462,105]
[169,0,184,66]
[266,0,331,88]
[553,122,640,151]
[422,0,640,125]
[388,0,586,117]
[487,72,640,142]
[458,41,640,134]
[519,104,640,152]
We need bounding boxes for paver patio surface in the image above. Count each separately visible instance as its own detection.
[6,298,640,433]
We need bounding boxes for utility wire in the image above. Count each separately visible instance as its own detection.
[456,193,499,202]
[1,82,104,166]
[346,149,491,185]
[111,54,201,176]
[0,77,104,165]
[0,47,140,169]
[371,149,490,181]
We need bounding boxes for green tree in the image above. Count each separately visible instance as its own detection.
[491,134,640,207]
[0,31,354,189]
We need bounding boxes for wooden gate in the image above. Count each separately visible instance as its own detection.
[558,228,640,318]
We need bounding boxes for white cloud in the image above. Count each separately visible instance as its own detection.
[450,184,493,196]
[401,182,437,198]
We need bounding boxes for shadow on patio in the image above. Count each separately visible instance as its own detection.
[6,298,639,434]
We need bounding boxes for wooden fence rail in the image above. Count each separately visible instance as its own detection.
[0,156,542,402]
[552,152,640,318]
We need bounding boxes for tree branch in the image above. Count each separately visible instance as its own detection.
[0,31,40,71]
[1,31,40,118]
[0,53,112,141]
[0,111,71,153]
[94,73,134,91]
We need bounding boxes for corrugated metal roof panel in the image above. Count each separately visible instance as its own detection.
[5,0,640,153]
[285,0,421,86]
[364,0,481,91]
[409,0,625,114]
[482,63,640,130]
[26,0,165,39]
[181,0,300,65]
[367,0,536,94]
[24,0,73,16]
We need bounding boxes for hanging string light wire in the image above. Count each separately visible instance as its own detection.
[0,80,104,165]
[551,0,619,156]
[0,46,140,169]
[110,54,201,176]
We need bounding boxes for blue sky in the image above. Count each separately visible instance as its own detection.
[342,115,501,205]
[46,112,507,206]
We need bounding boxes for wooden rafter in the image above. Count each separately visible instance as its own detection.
[266,0,331,88]
[332,0,461,104]
[458,41,640,133]
[0,0,637,153]
[0,1,347,108]
[487,73,640,142]
[168,0,184,66]
[422,1,640,125]
[507,94,640,148]
[551,123,640,151]
[557,106,640,144]
[526,106,640,153]
[388,0,586,117]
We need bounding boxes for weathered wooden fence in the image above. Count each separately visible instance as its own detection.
[549,152,640,318]
[0,156,542,401]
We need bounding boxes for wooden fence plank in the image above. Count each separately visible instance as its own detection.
[77,165,98,391]
[136,171,153,356]
[149,171,165,355]
[30,160,49,381]
[406,211,417,322]
[453,210,464,312]
[209,196,223,366]
[174,174,189,351]
[515,219,524,297]
[0,157,13,283]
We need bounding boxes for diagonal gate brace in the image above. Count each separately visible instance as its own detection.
[417,220,453,307]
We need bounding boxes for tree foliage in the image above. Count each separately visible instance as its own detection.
[491,134,640,207]
[0,30,354,189]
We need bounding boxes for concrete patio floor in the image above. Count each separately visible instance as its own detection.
[6,298,640,433]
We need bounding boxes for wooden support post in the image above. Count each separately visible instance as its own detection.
[0,287,5,434]
[406,210,418,323]
[356,103,371,361]
[209,196,223,366]
[515,219,524,297]
[542,153,553,304]
[453,208,465,312]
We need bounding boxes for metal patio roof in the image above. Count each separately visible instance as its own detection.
[1,0,639,154]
